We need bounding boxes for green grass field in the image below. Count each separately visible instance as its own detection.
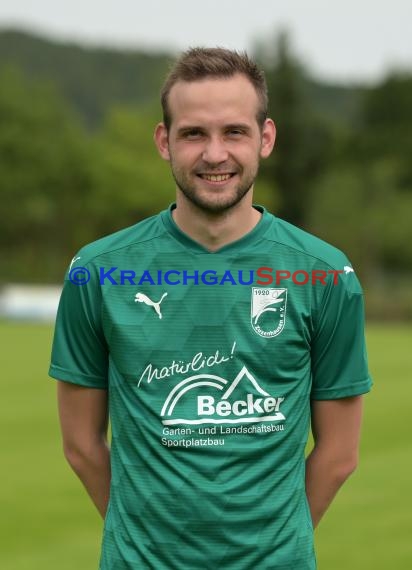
[1,321,411,569]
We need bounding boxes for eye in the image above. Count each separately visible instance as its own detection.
[226,128,244,137]
[182,129,204,139]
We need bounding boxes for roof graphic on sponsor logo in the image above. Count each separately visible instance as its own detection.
[161,367,285,426]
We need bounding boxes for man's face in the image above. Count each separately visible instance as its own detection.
[155,74,275,214]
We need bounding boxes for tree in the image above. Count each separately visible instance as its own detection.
[259,32,334,228]
[0,65,94,281]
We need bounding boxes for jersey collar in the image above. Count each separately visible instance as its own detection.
[161,203,273,254]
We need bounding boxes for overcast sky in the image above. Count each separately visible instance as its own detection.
[0,0,411,83]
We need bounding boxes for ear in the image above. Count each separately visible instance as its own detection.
[154,122,170,161]
[259,118,276,159]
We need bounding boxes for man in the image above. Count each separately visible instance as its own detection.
[49,47,372,569]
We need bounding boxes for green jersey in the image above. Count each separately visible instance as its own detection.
[49,205,372,569]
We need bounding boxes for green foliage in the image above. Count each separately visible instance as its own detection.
[352,74,412,182]
[308,159,412,319]
[0,66,95,281]
[0,29,412,318]
[260,32,337,228]
[0,29,173,127]
[88,105,172,231]
[363,73,412,131]
[0,67,174,281]
[309,160,412,271]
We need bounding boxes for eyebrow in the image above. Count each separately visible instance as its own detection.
[224,123,252,133]
[176,126,204,136]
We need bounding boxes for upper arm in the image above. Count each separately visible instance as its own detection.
[49,261,108,389]
[310,396,364,465]
[310,266,372,401]
[57,381,109,453]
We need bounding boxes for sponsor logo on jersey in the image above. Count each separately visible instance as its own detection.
[250,288,287,338]
[160,366,285,426]
[134,291,168,319]
[343,265,355,274]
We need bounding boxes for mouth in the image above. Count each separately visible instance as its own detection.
[196,173,236,184]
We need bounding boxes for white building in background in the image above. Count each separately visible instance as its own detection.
[0,284,62,321]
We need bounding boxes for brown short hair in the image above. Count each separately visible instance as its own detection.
[160,47,268,130]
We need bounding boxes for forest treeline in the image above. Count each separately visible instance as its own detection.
[0,29,411,319]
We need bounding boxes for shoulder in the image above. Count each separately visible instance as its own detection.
[72,211,167,267]
[261,212,363,294]
[264,213,352,271]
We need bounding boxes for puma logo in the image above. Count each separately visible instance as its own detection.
[134,292,168,319]
[343,266,354,274]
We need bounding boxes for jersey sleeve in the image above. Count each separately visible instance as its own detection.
[48,261,108,388]
[310,269,372,400]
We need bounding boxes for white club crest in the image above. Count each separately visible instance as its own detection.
[251,288,287,338]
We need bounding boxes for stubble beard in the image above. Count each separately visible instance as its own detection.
[169,159,260,214]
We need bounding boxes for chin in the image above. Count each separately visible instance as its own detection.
[185,189,251,214]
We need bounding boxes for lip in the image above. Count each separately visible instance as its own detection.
[196,173,236,186]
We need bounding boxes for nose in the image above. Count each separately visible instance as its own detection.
[201,136,229,165]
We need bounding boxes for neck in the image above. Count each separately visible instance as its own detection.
[172,190,261,251]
